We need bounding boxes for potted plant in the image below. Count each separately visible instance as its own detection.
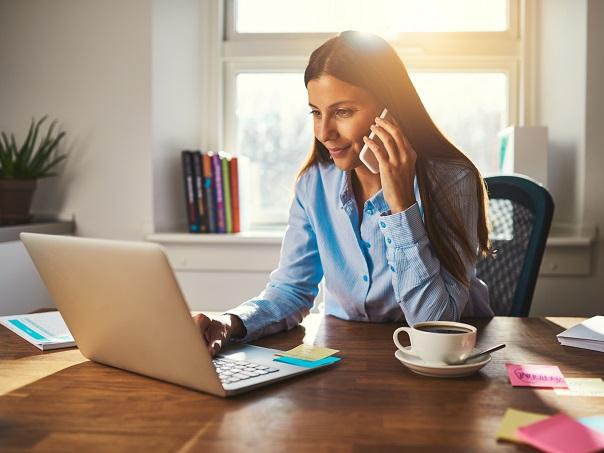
[0,116,67,225]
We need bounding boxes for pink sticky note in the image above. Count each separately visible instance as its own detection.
[517,413,604,453]
[506,363,568,388]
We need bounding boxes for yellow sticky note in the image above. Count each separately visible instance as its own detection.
[554,378,604,397]
[276,344,339,362]
[496,408,549,443]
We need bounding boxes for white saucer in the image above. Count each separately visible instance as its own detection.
[395,347,491,378]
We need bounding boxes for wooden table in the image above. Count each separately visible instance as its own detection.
[1,315,603,452]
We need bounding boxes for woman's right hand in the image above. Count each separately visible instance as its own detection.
[192,313,245,357]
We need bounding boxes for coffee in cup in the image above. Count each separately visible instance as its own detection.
[393,321,476,365]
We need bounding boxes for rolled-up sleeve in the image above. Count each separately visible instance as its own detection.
[224,177,324,342]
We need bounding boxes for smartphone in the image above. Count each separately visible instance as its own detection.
[359,108,389,174]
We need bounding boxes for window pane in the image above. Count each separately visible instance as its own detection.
[236,73,313,225]
[236,0,508,33]
[409,72,508,175]
[235,72,507,226]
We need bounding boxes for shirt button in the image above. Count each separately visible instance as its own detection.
[365,207,374,215]
[379,221,386,228]
[386,237,392,244]
[362,275,369,282]
[364,241,371,249]
[390,265,396,272]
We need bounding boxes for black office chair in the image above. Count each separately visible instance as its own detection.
[476,174,554,317]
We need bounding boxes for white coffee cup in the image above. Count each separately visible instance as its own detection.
[393,321,477,365]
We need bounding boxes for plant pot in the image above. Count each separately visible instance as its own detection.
[0,179,37,225]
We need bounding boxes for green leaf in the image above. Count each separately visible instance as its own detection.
[29,131,66,177]
[36,154,67,178]
[18,116,47,170]
[18,118,36,160]
[0,116,67,179]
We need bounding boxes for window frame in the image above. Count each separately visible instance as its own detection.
[202,0,533,228]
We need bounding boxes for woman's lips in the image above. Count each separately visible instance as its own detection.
[327,145,351,157]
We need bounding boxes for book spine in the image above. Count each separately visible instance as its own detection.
[181,151,199,233]
[221,154,233,233]
[212,153,226,233]
[236,155,249,231]
[202,152,217,233]
[230,156,240,233]
[192,150,207,232]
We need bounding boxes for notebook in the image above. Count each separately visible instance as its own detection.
[0,311,75,350]
[557,316,604,353]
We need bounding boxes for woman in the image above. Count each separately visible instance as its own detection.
[195,30,493,356]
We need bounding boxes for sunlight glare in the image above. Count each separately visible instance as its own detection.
[236,0,508,34]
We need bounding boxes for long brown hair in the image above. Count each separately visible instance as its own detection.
[299,30,490,286]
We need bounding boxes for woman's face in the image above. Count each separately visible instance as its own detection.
[307,75,382,171]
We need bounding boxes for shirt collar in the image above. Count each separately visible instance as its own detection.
[338,171,422,218]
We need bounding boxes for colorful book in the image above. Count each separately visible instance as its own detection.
[211,152,226,233]
[230,156,240,233]
[192,151,207,232]
[201,152,217,233]
[221,153,233,233]
[181,150,199,233]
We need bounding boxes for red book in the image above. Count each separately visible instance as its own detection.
[229,156,240,233]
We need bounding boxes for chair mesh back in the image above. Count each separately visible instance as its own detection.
[476,198,534,315]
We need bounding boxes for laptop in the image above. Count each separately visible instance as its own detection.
[20,232,335,397]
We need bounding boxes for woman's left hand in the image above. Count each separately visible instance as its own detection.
[362,115,417,214]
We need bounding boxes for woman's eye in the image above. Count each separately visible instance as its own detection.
[335,109,353,118]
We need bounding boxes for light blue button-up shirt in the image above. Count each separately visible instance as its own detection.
[226,160,493,342]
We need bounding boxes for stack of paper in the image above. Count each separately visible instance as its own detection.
[557,316,604,353]
[274,344,341,368]
[0,311,75,350]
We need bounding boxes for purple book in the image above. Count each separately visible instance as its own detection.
[211,153,226,233]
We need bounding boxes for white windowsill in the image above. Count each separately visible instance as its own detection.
[146,229,285,245]
[546,224,596,247]
[146,223,596,277]
[146,223,596,247]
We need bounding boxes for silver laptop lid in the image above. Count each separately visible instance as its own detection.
[20,233,225,397]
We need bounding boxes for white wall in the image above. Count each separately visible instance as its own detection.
[535,0,586,224]
[152,0,203,233]
[531,0,603,316]
[0,0,154,240]
[0,242,54,315]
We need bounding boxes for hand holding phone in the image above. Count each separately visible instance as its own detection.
[359,108,389,174]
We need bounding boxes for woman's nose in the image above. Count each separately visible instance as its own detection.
[317,117,338,142]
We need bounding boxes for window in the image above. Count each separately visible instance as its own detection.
[235,0,509,33]
[219,0,524,227]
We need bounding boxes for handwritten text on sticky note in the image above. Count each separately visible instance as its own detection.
[506,363,568,388]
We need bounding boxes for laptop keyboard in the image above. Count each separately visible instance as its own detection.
[212,356,280,385]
